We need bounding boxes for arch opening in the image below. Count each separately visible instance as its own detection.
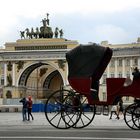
[18,62,64,99]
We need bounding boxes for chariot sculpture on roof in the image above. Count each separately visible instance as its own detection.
[20,13,64,39]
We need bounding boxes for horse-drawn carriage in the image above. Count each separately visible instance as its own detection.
[44,43,140,130]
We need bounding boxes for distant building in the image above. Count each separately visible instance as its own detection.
[99,39,140,105]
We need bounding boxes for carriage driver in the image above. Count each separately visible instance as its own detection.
[124,67,140,87]
[132,67,140,80]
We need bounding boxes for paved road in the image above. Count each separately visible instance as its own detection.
[0,113,139,140]
[0,127,140,140]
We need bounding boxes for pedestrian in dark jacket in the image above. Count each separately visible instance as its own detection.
[118,98,124,117]
[27,96,34,121]
[19,97,28,121]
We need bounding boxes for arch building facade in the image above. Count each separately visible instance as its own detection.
[0,38,78,103]
[0,37,140,105]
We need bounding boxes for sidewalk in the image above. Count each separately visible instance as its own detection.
[0,112,128,129]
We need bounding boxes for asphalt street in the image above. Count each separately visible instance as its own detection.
[0,113,139,140]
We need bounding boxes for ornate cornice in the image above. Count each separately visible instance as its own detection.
[112,47,140,57]
[0,49,67,61]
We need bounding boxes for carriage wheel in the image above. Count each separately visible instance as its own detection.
[124,103,139,130]
[132,104,140,129]
[73,93,96,128]
[44,89,82,129]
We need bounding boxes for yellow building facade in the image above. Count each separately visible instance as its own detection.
[0,37,140,106]
[0,38,79,105]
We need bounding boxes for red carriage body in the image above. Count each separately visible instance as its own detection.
[107,78,140,101]
[66,43,140,105]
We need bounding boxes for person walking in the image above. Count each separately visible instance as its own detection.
[19,97,28,121]
[109,105,119,120]
[27,96,34,121]
[118,98,124,117]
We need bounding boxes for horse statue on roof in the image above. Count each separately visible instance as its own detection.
[39,16,53,38]
[25,28,32,39]
[54,27,59,38]
[20,31,25,39]
[59,29,63,38]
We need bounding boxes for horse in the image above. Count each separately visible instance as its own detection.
[59,29,63,38]
[54,27,59,38]
[25,28,32,39]
[35,27,40,39]
[20,31,25,39]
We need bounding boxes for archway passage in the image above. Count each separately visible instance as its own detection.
[43,70,63,98]
[18,63,44,86]
[43,70,63,89]
[18,63,64,99]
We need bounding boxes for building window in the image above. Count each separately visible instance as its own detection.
[118,59,122,67]
[126,59,130,66]
[118,72,122,78]
[110,73,114,78]
[1,78,4,85]
[126,71,130,78]
[110,60,115,67]
[133,58,138,66]
[102,73,107,84]
[102,92,106,101]
[126,96,129,101]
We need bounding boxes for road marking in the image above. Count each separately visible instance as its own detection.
[0,137,139,140]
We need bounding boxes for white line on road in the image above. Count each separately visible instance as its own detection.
[0,137,139,140]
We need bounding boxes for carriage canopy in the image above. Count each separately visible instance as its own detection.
[66,43,113,81]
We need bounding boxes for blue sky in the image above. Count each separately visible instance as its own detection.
[0,0,140,47]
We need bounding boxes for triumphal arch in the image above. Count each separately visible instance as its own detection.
[0,14,78,101]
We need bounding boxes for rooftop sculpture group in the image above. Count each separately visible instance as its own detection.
[20,13,64,39]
